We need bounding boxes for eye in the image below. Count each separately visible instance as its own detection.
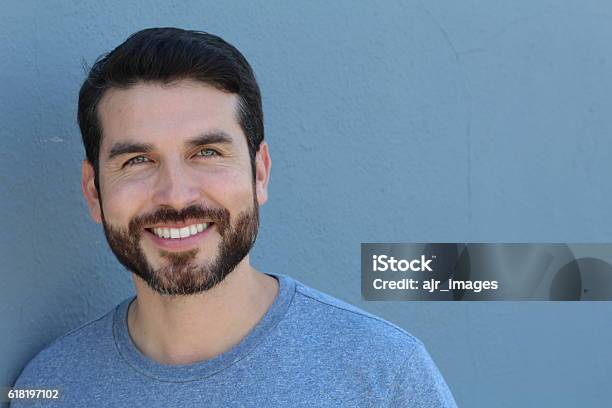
[124,155,151,167]
[195,148,220,158]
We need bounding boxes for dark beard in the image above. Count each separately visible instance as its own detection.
[100,194,259,296]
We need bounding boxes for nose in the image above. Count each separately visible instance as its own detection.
[151,159,202,210]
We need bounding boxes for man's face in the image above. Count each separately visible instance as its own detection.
[81,80,270,296]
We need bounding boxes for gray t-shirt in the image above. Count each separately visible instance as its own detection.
[11,273,457,407]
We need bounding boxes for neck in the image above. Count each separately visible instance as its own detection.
[127,258,279,365]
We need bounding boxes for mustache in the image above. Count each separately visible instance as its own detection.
[128,205,231,235]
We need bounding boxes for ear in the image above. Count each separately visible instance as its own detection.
[81,160,102,224]
[254,142,271,206]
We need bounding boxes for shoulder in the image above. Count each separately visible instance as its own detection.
[12,302,120,388]
[277,276,457,406]
[286,277,424,362]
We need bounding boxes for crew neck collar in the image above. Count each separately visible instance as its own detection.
[112,272,296,382]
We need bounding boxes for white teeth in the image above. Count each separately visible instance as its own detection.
[179,226,190,238]
[150,223,209,239]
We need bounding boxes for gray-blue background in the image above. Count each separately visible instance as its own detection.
[2,1,611,406]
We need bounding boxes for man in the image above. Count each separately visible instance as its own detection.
[12,28,457,407]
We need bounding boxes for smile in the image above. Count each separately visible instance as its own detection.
[146,222,210,239]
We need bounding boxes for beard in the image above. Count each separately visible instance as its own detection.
[99,192,259,296]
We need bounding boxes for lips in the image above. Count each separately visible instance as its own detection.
[145,222,212,240]
[143,222,215,251]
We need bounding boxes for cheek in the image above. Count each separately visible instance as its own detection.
[206,171,254,209]
[101,180,151,223]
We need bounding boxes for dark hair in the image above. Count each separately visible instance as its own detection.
[78,27,264,192]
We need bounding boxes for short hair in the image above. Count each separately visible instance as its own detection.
[77,27,264,192]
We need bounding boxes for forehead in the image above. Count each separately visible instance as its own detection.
[97,80,244,152]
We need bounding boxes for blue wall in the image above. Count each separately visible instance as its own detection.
[2,1,612,406]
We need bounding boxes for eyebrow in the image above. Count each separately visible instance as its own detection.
[186,131,233,149]
[107,142,153,161]
[107,131,234,161]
